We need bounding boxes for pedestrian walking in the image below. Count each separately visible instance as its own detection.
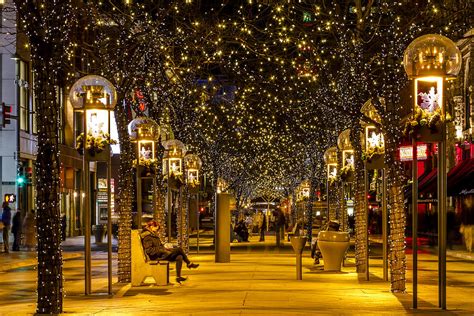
[460,223,473,253]
[23,209,36,251]
[2,202,12,253]
[11,209,22,251]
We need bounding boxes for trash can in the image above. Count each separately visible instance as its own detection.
[92,224,106,244]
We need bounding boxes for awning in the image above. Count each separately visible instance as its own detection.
[447,158,474,195]
[404,169,437,200]
[405,158,474,200]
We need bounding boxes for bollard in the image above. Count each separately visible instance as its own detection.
[290,236,307,280]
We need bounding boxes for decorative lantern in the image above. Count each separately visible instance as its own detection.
[403,34,462,140]
[297,180,310,201]
[128,116,160,167]
[70,75,117,159]
[162,139,186,177]
[363,126,385,156]
[184,154,202,187]
[337,129,354,169]
[324,147,338,183]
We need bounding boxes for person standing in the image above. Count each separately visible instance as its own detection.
[23,209,36,251]
[11,209,22,251]
[273,207,286,247]
[2,202,12,253]
[259,211,266,242]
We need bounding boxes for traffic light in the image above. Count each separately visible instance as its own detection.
[17,163,26,187]
[2,102,11,127]
[25,167,33,184]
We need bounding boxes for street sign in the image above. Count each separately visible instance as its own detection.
[4,194,16,203]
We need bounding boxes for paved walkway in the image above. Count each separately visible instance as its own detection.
[0,235,473,315]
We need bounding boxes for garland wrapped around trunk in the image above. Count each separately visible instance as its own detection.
[385,127,406,292]
[115,100,134,283]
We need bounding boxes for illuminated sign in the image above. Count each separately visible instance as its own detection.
[4,194,15,203]
[399,144,428,161]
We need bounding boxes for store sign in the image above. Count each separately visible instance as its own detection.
[4,194,16,203]
[399,144,428,161]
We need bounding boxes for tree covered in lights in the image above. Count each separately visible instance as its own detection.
[8,0,473,312]
[12,0,78,313]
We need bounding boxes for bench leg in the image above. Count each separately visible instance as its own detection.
[152,262,169,286]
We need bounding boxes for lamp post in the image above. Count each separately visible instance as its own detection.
[162,139,186,242]
[184,153,202,254]
[128,117,160,229]
[324,147,338,222]
[361,122,387,281]
[69,75,117,295]
[403,34,461,310]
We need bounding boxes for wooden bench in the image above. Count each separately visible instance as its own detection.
[131,230,169,286]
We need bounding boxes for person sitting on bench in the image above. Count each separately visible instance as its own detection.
[141,220,199,283]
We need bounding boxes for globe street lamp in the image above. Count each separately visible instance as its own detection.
[403,34,461,309]
[162,139,186,241]
[128,116,160,229]
[184,153,202,253]
[69,75,117,295]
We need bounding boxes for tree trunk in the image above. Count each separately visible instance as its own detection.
[115,99,134,283]
[385,130,407,292]
[34,62,63,315]
[154,141,167,241]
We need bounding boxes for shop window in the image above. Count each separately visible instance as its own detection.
[18,60,29,131]
[31,72,37,134]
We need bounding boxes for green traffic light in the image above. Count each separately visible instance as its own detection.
[17,176,26,185]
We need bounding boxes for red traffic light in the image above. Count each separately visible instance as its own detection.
[2,102,12,128]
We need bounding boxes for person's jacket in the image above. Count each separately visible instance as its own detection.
[2,207,11,226]
[11,212,22,234]
[140,228,169,260]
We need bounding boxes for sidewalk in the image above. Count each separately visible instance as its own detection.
[1,243,473,315]
[0,235,113,272]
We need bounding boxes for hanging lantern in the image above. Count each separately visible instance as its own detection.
[184,154,202,187]
[364,126,385,155]
[337,129,354,169]
[297,180,310,201]
[70,75,117,159]
[403,34,462,140]
[324,146,338,183]
[128,116,160,168]
[162,139,186,177]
